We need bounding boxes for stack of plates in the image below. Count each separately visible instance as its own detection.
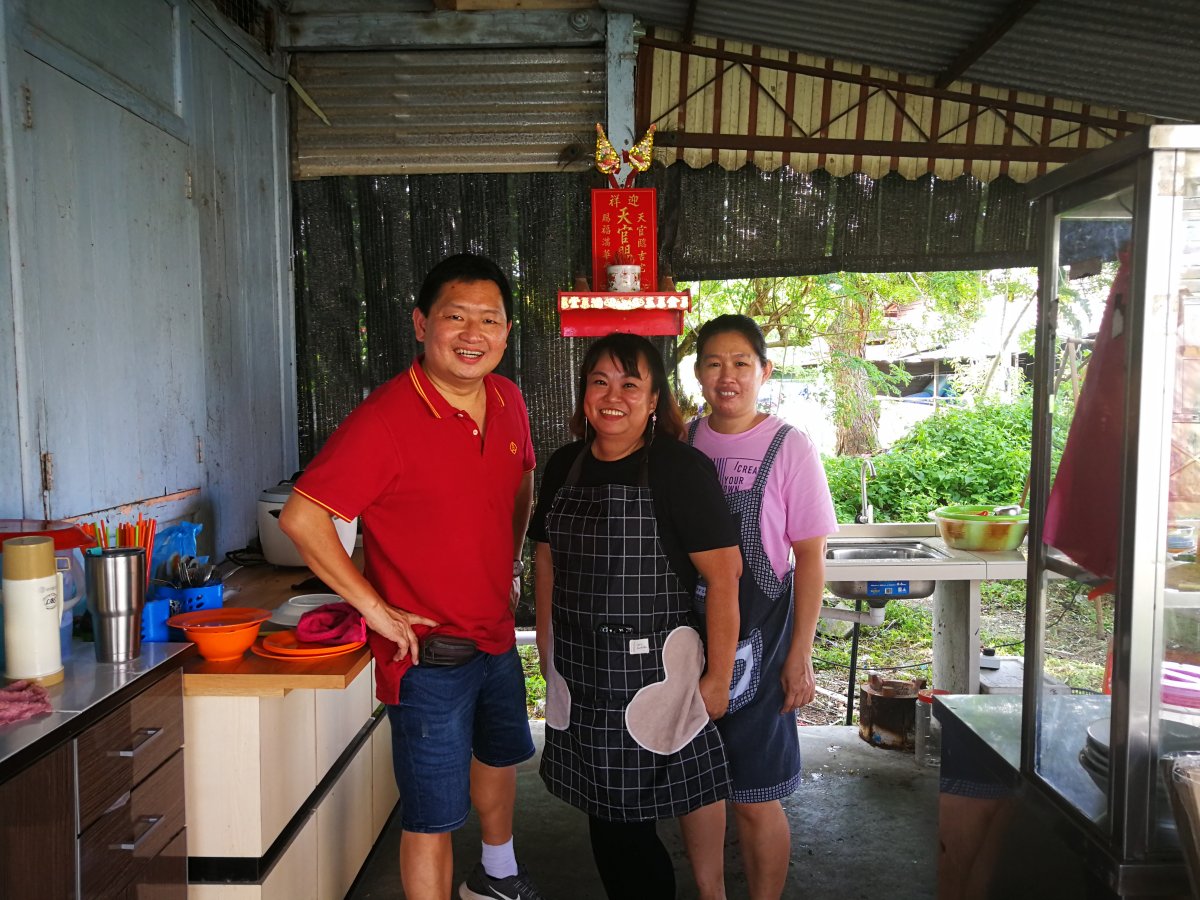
[269,593,340,627]
[1079,718,1111,791]
[1078,716,1200,797]
[250,629,365,662]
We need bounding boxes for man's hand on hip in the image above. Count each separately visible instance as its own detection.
[362,604,439,663]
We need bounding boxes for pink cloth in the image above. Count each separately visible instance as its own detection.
[690,415,839,578]
[296,602,367,645]
[0,679,53,727]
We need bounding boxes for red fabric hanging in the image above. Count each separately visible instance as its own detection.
[1044,254,1131,579]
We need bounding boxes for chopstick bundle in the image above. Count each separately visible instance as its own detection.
[83,515,157,586]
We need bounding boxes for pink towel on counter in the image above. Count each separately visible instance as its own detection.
[296,602,366,645]
[0,679,53,727]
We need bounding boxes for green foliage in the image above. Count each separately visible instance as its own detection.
[869,399,1035,521]
[680,272,992,454]
[980,579,1027,610]
[823,455,863,522]
[518,645,545,710]
[823,389,1071,522]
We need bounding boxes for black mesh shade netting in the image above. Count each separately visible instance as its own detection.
[292,163,1052,468]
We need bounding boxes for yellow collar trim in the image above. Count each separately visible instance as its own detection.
[409,366,441,419]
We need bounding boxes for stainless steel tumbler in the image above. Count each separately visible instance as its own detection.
[85,548,145,663]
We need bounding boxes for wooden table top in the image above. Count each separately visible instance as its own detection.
[181,557,372,698]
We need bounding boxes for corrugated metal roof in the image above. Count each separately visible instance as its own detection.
[291,47,605,176]
[604,0,1200,122]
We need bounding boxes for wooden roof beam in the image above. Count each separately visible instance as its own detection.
[639,36,1140,133]
[933,0,1042,89]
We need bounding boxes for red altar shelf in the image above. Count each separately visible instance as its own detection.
[557,290,692,337]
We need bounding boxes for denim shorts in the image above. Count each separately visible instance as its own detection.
[387,646,534,833]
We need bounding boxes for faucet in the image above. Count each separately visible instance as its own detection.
[858,458,876,524]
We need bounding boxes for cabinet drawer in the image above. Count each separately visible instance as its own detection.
[117,827,186,900]
[78,670,183,831]
[80,749,186,899]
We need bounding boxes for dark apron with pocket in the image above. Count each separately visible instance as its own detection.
[539,446,730,822]
[689,420,802,802]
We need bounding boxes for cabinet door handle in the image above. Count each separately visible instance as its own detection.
[110,814,164,852]
[110,727,163,758]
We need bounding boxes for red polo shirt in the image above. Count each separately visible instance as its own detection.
[294,358,535,704]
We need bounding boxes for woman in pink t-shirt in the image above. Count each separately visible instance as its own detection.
[681,314,838,900]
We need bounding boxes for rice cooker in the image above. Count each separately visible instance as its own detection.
[257,482,358,567]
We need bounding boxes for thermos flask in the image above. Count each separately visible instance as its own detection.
[2,535,65,685]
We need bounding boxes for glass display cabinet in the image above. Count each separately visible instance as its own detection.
[1022,125,1200,894]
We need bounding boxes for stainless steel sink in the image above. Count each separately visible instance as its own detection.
[825,541,947,606]
[827,546,943,562]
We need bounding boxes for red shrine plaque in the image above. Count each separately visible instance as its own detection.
[591,188,657,292]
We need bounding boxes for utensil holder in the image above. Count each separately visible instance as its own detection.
[144,583,224,642]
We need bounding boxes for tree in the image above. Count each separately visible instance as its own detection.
[681,272,990,455]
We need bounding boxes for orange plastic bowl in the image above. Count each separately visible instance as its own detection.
[166,607,269,661]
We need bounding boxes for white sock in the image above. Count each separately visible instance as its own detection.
[481,837,518,879]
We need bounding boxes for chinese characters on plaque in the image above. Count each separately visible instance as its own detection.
[591,188,657,294]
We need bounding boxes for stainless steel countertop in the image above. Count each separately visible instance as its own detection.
[0,640,192,775]
[826,524,1028,582]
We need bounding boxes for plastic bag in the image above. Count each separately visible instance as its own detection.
[150,521,206,583]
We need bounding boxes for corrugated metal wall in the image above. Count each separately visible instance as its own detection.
[641,27,1152,183]
[291,47,606,177]
[1,1,294,556]
[606,0,1200,122]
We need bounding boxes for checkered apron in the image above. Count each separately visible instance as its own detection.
[540,446,731,821]
[689,420,802,802]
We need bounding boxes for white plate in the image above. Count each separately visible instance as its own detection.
[269,593,341,627]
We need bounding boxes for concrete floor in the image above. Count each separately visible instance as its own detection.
[347,721,939,899]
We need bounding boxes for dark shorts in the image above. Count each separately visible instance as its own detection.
[387,646,534,833]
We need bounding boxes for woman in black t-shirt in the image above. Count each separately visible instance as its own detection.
[530,332,741,900]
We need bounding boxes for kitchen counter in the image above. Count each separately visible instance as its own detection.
[180,558,397,898]
[182,561,372,697]
[825,523,1028,581]
[0,639,192,779]
[825,523,1030,693]
[934,693,1191,895]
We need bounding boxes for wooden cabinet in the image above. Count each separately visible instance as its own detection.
[0,743,76,899]
[185,659,398,898]
[0,668,186,899]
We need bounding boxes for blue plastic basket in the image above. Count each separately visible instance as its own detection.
[142,583,224,642]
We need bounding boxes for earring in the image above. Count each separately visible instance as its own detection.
[650,411,657,434]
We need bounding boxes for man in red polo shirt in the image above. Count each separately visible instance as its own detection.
[280,254,542,900]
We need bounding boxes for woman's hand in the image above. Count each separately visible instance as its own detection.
[784,535,825,713]
[699,671,731,720]
[688,545,742,721]
[780,649,816,713]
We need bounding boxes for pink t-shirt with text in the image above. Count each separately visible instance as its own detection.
[690,415,839,579]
